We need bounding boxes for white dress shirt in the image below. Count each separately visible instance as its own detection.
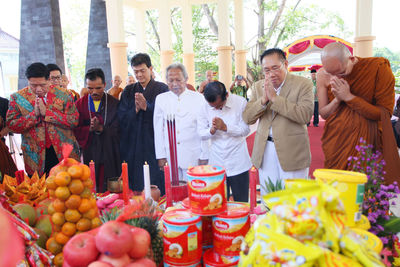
[197,94,252,176]
[154,89,208,170]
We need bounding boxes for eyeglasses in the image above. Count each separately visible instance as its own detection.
[263,63,284,75]
[50,75,62,81]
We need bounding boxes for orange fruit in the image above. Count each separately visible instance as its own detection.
[65,194,82,209]
[91,217,102,228]
[53,199,66,212]
[68,165,83,179]
[76,218,92,231]
[46,237,62,255]
[80,187,92,199]
[48,203,56,215]
[83,178,94,189]
[52,224,61,233]
[65,209,81,223]
[69,179,84,194]
[54,171,72,187]
[52,212,65,226]
[61,222,76,236]
[78,199,91,213]
[83,208,97,220]
[53,252,64,267]
[55,186,71,201]
[81,164,91,181]
[46,176,57,190]
[55,232,70,245]
[89,198,97,208]
[50,165,68,176]
[48,189,56,198]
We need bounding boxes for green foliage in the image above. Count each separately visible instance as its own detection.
[261,177,285,194]
[374,47,400,87]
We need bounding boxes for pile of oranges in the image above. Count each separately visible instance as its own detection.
[45,159,102,266]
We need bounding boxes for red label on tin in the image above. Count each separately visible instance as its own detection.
[191,179,207,189]
[214,220,229,231]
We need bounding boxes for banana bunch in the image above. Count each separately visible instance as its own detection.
[0,172,48,205]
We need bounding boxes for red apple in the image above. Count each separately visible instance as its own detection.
[98,253,130,267]
[88,261,113,267]
[63,233,99,267]
[95,221,133,257]
[126,258,157,267]
[128,227,151,259]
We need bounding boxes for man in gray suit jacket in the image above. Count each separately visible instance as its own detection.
[243,48,314,196]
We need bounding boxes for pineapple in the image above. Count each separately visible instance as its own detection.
[100,199,164,266]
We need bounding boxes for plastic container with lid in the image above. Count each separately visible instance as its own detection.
[314,169,367,227]
[164,261,202,267]
[187,165,227,216]
[212,202,250,257]
[162,209,203,265]
[203,248,240,267]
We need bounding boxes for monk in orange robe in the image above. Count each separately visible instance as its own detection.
[108,75,123,99]
[317,42,400,184]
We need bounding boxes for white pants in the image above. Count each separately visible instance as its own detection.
[258,140,309,196]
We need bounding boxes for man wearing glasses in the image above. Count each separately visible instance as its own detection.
[6,62,79,175]
[243,48,314,196]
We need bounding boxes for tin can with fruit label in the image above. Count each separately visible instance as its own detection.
[212,202,250,257]
[163,209,202,265]
[164,261,202,267]
[203,248,240,267]
[187,165,227,216]
[182,198,213,249]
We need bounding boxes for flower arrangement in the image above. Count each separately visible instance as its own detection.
[348,137,400,265]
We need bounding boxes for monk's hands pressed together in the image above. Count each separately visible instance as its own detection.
[38,98,46,116]
[330,76,354,102]
[34,98,40,117]
[212,117,227,132]
[135,93,147,111]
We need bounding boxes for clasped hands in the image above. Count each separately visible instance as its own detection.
[210,117,227,135]
[330,76,354,102]
[34,97,46,118]
[89,117,103,132]
[261,77,277,105]
[135,93,147,113]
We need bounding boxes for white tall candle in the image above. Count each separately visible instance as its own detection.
[143,162,151,199]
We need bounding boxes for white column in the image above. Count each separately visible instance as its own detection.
[134,7,146,52]
[234,0,247,79]
[217,0,233,89]
[158,0,174,81]
[105,0,128,87]
[354,0,375,57]
[182,0,195,87]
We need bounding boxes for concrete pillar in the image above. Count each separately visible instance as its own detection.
[18,0,65,89]
[105,0,128,87]
[182,0,195,87]
[217,0,233,88]
[134,7,147,53]
[234,0,247,78]
[354,0,375,57]
[158,0,174,81]
[86,0,112,88]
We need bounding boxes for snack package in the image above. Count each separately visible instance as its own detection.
[339,228,384,267]
[317,248,363,267]
[240,227,322,267]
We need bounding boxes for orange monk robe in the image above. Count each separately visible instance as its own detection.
[80,88,88,98]
[68,89,80,101]
[108,87,123,99]
[322,57,400,184]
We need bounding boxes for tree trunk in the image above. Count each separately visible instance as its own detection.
[201,4,218,37]
[256,0,265,60]
[146,11,161,51]
[263,0,287,48]
[273,0,302,47]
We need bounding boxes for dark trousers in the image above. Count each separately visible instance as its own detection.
[44,146,59,175]
[313,101,319,126]
[227,170,249,202]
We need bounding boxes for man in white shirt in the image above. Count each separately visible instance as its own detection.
[154,63,208,181]
[198,81,252,202]
[243,48,313,196]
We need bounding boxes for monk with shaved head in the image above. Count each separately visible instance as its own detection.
[317,42,400,184]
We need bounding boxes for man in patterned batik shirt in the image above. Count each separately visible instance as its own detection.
[6,62,79,175]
